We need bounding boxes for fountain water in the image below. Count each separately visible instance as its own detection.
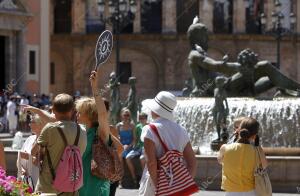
[174,97,300,154]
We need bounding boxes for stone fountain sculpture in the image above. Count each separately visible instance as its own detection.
[108,72,122,125]
[124,77,138,123]
[186,17,300,151]
[187,18,300,97]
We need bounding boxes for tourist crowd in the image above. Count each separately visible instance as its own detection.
[0,70,269,196]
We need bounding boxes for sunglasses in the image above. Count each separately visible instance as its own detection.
[123,114,130,117]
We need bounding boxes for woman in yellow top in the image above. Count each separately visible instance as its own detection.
[218,117,268,196]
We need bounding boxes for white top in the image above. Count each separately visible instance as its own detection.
[6,101,16,117]
[19,135,39,187]
[141,117,190,158]
[20,98,29,105]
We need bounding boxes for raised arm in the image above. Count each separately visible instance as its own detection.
[189,50,240,75]
[90,71,110,143]
[22,105,56,123]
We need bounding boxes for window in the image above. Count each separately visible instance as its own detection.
[278,0,292,30]
[177,0,199,33]
[213,0,233,34]
[141,0,162,33]
[27,46,39,80]
[119,12,134,34]
[245,0,264,34]
[29,51,36,74]
[50,62,55,84]
[54,0,72,34]
[118,62,132,84]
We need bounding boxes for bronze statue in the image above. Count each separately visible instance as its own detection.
[212,76,229,142]
[124,77,138,123]
[182,78,193,97]
[188,18,300,97]
[187,17,215,96]
[108,72,121,125]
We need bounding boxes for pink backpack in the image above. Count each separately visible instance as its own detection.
[45,124,83,193]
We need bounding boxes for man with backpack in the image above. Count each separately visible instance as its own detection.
[36,93,87,195]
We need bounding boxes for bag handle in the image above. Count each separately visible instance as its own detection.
[255,147,263,169]
[149,124,169,152]
[17,151,22,179]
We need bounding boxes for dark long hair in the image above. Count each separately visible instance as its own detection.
[237,117,260,146]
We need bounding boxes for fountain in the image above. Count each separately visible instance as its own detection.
[174,97,300,154]
[167,19,300,192]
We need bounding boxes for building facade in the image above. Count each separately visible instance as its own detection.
[0,0,49,95]
[44,0,300,99]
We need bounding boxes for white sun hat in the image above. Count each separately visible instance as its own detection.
[142,91,177,121]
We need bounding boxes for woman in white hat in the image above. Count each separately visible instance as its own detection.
[139,91,197,196]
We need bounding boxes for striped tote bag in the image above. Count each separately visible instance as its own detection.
[149,124,199,196]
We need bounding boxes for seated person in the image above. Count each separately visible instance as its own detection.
[126,112,148,171]
[116,108,137,187]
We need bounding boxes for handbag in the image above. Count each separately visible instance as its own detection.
[149,124,199,196]
[91,130,123,182]
[254,147,272,196]
[17,151,35,190]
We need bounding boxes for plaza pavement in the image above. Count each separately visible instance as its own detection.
[115,188,300,196]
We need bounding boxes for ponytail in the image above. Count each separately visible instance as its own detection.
[237,128,250,144]
[254,135,260,146]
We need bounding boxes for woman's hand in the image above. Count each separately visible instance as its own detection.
[21,104,36,114]
[89,71,99,94]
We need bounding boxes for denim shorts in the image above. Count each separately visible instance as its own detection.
[126,147,143,159]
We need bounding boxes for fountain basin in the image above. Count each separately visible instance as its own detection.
[4,150,300,193]
[175,97,300,151]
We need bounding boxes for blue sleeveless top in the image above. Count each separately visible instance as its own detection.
[119,129,133,145]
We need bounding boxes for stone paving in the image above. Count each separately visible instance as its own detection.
[115,188,300,196]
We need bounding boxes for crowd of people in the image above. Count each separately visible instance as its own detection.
[0,93,52,134]
[0,69,269,196]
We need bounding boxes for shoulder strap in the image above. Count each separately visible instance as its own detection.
[46,147,56,180]
[56,126,68,147]
[255,147,262,168]
[149,124,169,152]
[74,124,80,146]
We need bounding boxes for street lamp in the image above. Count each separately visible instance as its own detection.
[260,0,296,69]
[97,0,137,79]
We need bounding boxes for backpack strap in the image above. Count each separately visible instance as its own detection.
[45,126,65,181]
[56,126,68,147]
[149,124,169,152]
[73,124,80,146]
[45,146,56,181]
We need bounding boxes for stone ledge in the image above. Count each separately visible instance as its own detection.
[4,151,300,193]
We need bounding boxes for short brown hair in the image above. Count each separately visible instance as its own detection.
[52,94,74,113]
